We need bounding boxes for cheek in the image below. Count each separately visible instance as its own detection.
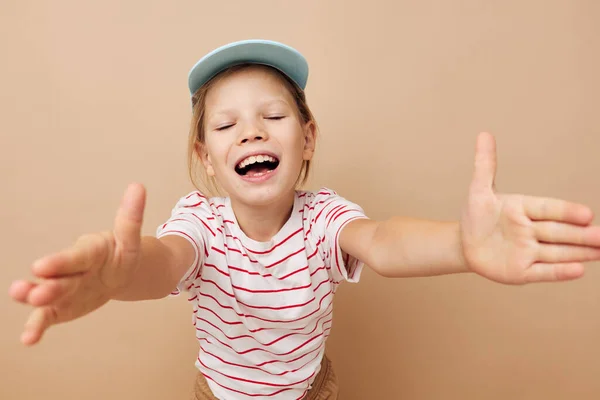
[205,138,231,168]
[281,132,307,171]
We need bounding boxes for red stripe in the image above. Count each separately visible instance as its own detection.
[200,333,328,367]
[232,282,312,294]
[204,263,230,277]
[190,213,216,236]
[210,235,320,269]
[194,303,329,335]
[197,356,320,387]
[199,339,325,376]
[297,192,333,216]
[195,305,243,327]
[204,263,310,281]
[196,326,331,357]
[228,265,270,277]
[196,290,334,325]
[301,199,326,214]
[183,201,204,208]
[170,211,217,238]
[313,198,338,224]
[162,218,190,228]
[223,244,259,263]
[328,208,362,229]
[264,247,305,269]
[200,264,313,293]
[199,278,315,310]
[312,277,331,293]
[185,191,207,200]
[278,266,309,279]
[254,340,327,367]
[196,314,332,347]
[212,246,226,255]
[324,204,345,225]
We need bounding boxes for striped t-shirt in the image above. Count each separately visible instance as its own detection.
[156,188,368,399]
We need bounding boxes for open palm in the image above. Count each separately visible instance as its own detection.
[8,184,146,345]
[460,133,600,284]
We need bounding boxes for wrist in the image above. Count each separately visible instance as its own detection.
[454,222,471,273]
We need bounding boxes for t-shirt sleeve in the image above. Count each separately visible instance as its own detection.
[306,188,369,284]
[155,191,215,295]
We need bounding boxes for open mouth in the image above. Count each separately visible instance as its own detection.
[235,154,280,177]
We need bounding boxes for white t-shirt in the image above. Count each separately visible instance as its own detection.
[156,188,368,399]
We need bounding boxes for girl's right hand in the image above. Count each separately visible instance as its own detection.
[8,183,147,346]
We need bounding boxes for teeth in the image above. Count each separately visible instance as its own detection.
[237,154,277,169]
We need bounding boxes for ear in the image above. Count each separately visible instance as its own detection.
[302,121,317,161]
[195,142,215,177]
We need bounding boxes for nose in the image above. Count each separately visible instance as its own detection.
[237,122,269,145]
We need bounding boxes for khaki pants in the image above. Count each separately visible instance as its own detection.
[190,355,340,400]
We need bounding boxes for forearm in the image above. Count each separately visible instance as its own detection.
[369,217,470,278]
[111,236,182,301]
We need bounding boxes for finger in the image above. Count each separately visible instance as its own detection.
[31,251,87,278]
[524,197,594,225]
[8,280,38,304]
[113,183,146,259]
[470,132,497,192]
[524,262,585,283]
[534,222,600,247]
[27,277,80,307]
[538,244,600,263]
[21,307,57,346]
[32,233,110,278]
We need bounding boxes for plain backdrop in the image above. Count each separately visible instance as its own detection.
[2,1,600,399]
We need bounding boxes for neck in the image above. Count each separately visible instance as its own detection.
[230,191,296,242]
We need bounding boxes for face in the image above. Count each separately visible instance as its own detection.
[199,66,316,207]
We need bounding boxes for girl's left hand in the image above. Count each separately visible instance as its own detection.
[460,132,600,284]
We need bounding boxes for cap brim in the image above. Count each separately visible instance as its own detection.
[187,39,309,96]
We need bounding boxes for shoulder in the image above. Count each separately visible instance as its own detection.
[298,187,366,229]
[170,190,211,209]
[170,191,226,215]
[163,190,229,233]
[299,187,362,208]
[297,187,342,208]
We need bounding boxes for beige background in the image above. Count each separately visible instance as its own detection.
[2,1,600,399]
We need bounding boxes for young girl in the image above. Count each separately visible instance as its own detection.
[9,39,600,400]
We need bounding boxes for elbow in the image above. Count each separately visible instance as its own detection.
[369,262,395,278]
[365,251,394,278]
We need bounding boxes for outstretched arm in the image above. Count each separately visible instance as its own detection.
[340,132,600,284]
[8,184,196,345]
[340,217,467,278]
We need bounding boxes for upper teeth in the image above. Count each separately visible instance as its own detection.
[237,154,277,169]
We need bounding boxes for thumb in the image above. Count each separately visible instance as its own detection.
[471,132,497,192]
[113,183,146,259]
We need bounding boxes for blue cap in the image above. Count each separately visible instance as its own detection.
[187,39,309,96]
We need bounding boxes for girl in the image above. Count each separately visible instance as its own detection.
[8,39,600,400]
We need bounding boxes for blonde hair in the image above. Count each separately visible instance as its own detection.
[187,64,318,196]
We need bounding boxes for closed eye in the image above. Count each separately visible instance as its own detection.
[265,116,285,121]
[216,124,235,131]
